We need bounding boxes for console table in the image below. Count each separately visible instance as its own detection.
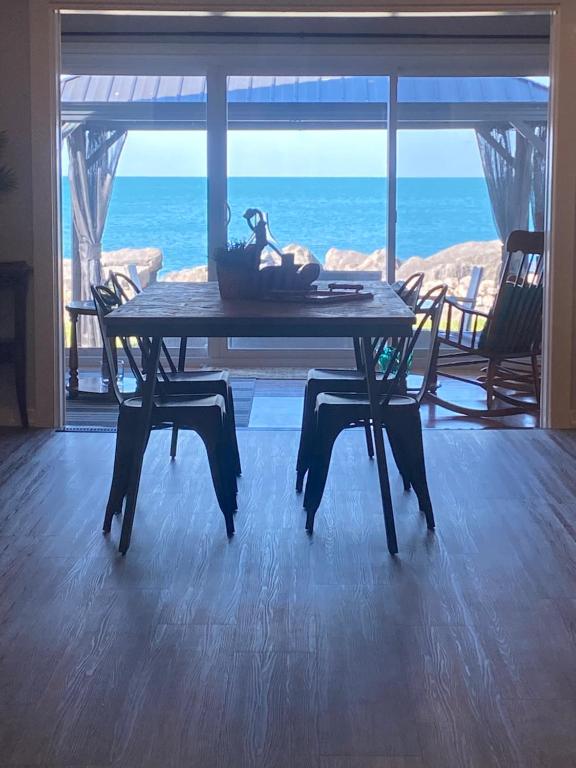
[0,261,31,427]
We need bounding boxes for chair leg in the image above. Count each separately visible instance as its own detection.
[206,443,236,537]
[118,432,149,555]
[296,383,316,492]
[384,422,412,491]
[363,422,375,459]
[170,426,179,459]
[103,408,136,532]
[386,409,434,530]
[194,422,237,534]
[226,387,242,477]
[486,359,497,410]
[303,412,343,533]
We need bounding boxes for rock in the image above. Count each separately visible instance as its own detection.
[101,247,163,287]
[396,240,503,311]
[324,247,386,272]
[260,243,318,267]
[162,266,208,283]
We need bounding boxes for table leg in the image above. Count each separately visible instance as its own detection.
[119,336,161,555]
[360,336,398,555]
[68,311,79,399]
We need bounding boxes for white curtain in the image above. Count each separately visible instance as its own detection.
[67,126,127,345]
[476,125,532,244]
[530,124,547,231]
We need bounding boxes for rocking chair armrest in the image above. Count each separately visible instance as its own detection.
[447,295,475,307]
[445,297,490,321]
[440,299,491,348]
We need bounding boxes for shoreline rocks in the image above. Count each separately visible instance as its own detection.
[396,239,502,311]
[61,240,504,317]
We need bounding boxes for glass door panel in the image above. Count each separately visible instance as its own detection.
[225,75,389,354]
[60,74,208,410]
[396,75,549,316]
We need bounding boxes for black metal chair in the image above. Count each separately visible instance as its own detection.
[392,271,425,310]
[302,284,447,536]
[295,272,426,492]
[92,285,238,553]
[109,271,241,475]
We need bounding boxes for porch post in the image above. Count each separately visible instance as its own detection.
[387,74,398,283]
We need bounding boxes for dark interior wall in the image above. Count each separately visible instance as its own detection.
[0,0,33,425]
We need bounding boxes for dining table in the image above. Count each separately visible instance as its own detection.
[103,280,415,554]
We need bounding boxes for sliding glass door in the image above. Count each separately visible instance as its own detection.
[222,74,389,362]
[59,39,549,377]
[60,74,208,398]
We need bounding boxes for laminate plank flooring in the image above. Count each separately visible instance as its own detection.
[1,427,576,767]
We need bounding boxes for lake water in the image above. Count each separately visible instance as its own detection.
[61,176,498,275]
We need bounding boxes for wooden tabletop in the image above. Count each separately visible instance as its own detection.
[104,281,414,338]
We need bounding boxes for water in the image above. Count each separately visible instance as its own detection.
[61,176,497,275]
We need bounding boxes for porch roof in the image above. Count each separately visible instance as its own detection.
[61,75,548,130]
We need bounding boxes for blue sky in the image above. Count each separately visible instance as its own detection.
[61,128,485,177]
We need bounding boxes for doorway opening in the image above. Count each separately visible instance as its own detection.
[58,10,550,430]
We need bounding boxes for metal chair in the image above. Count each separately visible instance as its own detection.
[428,230,544,417]
[92,285,238,553]
[109,271,241,475]
[295,272,425,492]
[302,284,447,536]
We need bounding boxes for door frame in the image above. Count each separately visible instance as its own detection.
[29,1,574,428]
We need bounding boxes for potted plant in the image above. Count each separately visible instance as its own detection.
[214,239,261,299]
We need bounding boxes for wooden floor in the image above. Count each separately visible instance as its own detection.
[1,427,576,767]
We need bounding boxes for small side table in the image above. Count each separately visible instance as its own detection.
[66,300,115,399]
[0,262,32,427]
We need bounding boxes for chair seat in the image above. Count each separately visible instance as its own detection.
[124,393,226,412]
[316,392,417,411]
[309,367,366,382]
[308,368,390,390]
[440,330,479,349]
[165,369,229,384]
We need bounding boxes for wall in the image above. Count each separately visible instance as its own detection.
[0,1,33,426]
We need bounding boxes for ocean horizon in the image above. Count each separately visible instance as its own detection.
[61,176,498,276]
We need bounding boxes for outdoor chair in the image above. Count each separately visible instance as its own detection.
[92,285,238,553]
[295,271,425,492]
[427,230,544,417]
[302,284,447,534]
[109,271,241,475]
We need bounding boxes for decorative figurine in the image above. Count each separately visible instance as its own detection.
[243,208,321,293]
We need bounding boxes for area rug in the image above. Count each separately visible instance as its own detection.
[64,378,257,431]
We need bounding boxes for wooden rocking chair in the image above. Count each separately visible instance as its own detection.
[427,230,544,417]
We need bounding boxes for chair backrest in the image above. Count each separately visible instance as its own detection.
[466,265,484,302]
[92,285,152,404]
[92,285,129,405]
[127,264,143,291]
[110,271,141,303]
[394,272,425,310]
[479,230,545,355]
[110,271,182,375]
[502,229,545,288]
[377,284,447,405]
[479,280,543,355]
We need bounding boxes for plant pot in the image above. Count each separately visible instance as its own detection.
[216,261,260,300]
